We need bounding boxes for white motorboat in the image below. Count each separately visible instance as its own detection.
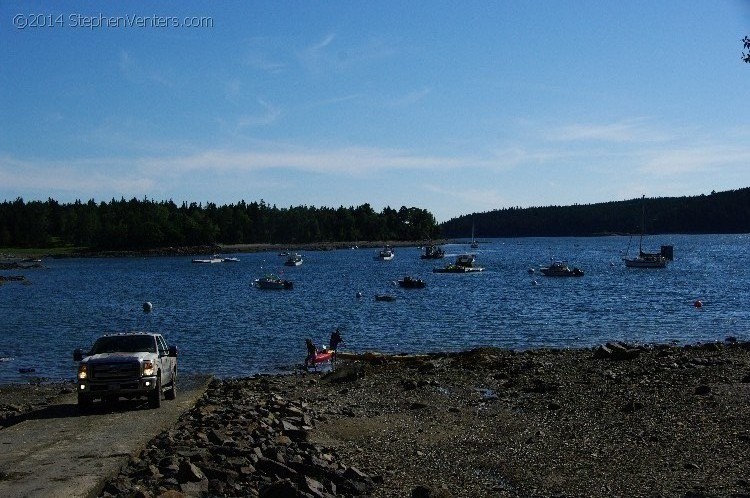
[375,245,395,261]
[284,253,303,266]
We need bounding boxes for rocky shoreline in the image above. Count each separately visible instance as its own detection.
[2,341,750,497]
[1,240,448,261]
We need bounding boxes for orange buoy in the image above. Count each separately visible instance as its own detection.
[694,300,703,308]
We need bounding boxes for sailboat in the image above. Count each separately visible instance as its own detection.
[623,195,668,268]
[470,218,479,249]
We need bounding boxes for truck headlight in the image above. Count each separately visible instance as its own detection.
[77,364,88,380]
[142,360,155,376]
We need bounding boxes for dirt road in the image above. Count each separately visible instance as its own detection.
[0,375,211,498]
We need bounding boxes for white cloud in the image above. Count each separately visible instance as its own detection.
[0,155,154,194]
[548,118,672,143]
[639,145,750,175]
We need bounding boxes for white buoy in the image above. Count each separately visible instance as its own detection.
[143,301,153,313]
[356,292,363,299]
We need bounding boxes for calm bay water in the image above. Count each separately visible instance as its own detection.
[1,234,749,384]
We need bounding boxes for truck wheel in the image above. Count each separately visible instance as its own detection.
[148,375,162,409]
[165,371,177,401]
[78,393,93,413]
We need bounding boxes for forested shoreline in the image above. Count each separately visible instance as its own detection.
[0,198,439,250]
[441,187,750,238]
[1,187,748,251]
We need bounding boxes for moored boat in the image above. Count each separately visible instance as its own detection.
[254,274,294,289]
[284,253,303,266]
[397,276,426,288]
[420,244,445,259]
[539,261,584,277]
[375,245,395,261]
[192,254,223,264]
[433,254,484,273]
[623,195,670,269]
[623,252,667,268]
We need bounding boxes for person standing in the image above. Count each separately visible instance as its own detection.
[305,338,317,367]
[329,328,344,352]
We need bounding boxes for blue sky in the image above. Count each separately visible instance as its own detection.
[2,1,749,222]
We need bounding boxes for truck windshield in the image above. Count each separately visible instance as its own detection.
[90,335,156,354]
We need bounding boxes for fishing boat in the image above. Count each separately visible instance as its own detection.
[375,245,395,261]
[284,253,303,266]
[539,261,584,277]
[420,244,445,259]
[253,274,294,289]
[623,195,669,269]
[396,276,426,288]
[433,254,484,273]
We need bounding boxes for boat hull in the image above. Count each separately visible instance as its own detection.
[255,279,294,289]
[433,266,484,273]
[397,278,426,288]
[308,349,334,364]
[623,257,667,268]
[540,268,584,277]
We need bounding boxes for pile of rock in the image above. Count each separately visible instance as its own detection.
[101,377,376,497]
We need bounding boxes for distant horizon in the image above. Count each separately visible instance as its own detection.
[3,1,750,223]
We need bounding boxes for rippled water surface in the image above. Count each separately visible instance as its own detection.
[2,234,749,383]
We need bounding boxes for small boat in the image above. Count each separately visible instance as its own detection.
[623,195,669,269]
[278,251,289,257]
[375,245,395,261]
[223,257,240,263]
[397,276,426,288]
[433,254,484,273]
[254,274,294,289]
[284,253,303,266]
[470,218,479,249]
[192,254,223,264]
[306,348,335,367]
[375,294,396,301]
[420,244,445,259]
[624,252,667,268]
[539,261,584,277]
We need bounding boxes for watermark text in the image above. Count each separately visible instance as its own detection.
[13,13,214,30]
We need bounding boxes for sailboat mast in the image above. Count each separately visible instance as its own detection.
[639,195,645,254]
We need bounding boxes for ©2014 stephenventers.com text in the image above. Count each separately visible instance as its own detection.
[12,12,214,30]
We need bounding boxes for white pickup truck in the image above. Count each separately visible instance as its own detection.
[73,332,178,411]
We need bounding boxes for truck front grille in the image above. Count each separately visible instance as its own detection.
[91,362,140,381]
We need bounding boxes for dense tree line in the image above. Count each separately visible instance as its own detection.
[0,197,439,250]
[3,187,748,250]
[441,188,750,238]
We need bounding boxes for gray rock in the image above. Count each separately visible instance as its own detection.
[178,460,206,483]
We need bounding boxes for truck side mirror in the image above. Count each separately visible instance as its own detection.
[73,349,83,362]
[168,346,178,357]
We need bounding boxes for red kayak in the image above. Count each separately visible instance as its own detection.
[306,349,335,366]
